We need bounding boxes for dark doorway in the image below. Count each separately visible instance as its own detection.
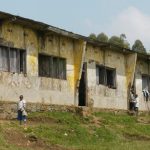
[78,63,87,106]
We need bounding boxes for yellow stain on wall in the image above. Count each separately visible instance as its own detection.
[86,46,103,63]
[74,41,84,89]
[1,20,76,92]
[67,74,75,91]
[125,53,137,88]
[28,55,37,74]
[1,22,25,49]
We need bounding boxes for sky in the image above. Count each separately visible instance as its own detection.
[0,0,150,50]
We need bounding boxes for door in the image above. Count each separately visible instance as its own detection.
[78,63,87,106]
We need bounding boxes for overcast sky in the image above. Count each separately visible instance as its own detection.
[0,0,150,50]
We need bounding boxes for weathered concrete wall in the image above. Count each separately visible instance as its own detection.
[74,40,86,105]
[125,53,137,109]
[126,53,137,88]
[0,20,150,112]
[0,101,78,119]
[85,45,127,110]
[0,21,76,105]
[135,59,150,111]
[0,101,132,120]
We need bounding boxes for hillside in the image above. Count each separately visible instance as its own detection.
[0,111,150,150]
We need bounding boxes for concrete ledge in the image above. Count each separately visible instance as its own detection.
[0,101,78,119]
[0,101,149,119]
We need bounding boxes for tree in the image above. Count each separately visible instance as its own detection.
[132,40,146,52]
[89,33,97,40]
[97,32,108,42]
[109,34,130,49]
[109,35,123,46]
[120,33,126,41]
[120,34,130,48]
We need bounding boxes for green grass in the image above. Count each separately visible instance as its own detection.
[0,111,150,150]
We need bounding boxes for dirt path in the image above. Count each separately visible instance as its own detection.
[4,128,70,150]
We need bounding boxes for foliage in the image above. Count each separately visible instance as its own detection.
[132,39,146,52]
[89,32,131,49]
[109,35,122,45]
[97,32,108,42]
[89,33,97,40]
[109,34,130,49]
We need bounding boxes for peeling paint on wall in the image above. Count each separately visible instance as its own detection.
[0,19,149,111]
[0,21,75,105]
[86,47,127,110]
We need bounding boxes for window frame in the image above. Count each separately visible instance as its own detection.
[142,74,150,91]
[105,67,116,89]
[38,54,67,80]
[96,64,117,89]
[96,65,106,85]
[0,46,26,74]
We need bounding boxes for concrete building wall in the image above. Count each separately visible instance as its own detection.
[85,45,127,110]
[0,20,150,112]
[136,59,150,111]
[0,21,76,105]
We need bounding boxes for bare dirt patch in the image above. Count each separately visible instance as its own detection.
[124,133,150,141]
[89,116,102,127]
[28,116,57,125]
[4,128,69,150]
[137,117,150,125]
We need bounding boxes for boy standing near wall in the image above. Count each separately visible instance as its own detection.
[135,94,139,116]
[17,95,27,128]
[130,89,135,111]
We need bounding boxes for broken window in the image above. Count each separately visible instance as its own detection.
[106,68,116,88]
[0,47,9,71]
[39,54,66,80]
[20,50,26,73]
[39,55,50,77]
[10,49,18,73]
[59,58,66,79]
[53,57,59,78]
[96,65,116,89]
[96,65,105,85]
[142,75,150,91]
[0,46,26,73]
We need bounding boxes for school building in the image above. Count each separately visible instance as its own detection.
[0,11,149,114]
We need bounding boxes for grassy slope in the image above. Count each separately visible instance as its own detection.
[0,111,150,150]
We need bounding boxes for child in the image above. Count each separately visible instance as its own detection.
[17,95,27,128]
[135,94,139,116]
[130,90,135,111]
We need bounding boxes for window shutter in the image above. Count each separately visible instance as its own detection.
[99,67,105,85]
[53,57,59,78]
[38,54,66,79]
[0,47,3,70]
[59,58,66,79]
[9,49,17,73]
[2,47,9,71]
[49,56,53,77]
[142,75,149,90]
[20,50,26,73]
[96,65,99,84]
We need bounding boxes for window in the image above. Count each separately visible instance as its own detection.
[142,75,150,90]
[10,49,18,73]
[96,65,105,85]
[0,47,9,71]
[0,46,26,73]
[20,50,26,73]
[96,65,116,88]
[39,54,66,80]
[106,68,116,88]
